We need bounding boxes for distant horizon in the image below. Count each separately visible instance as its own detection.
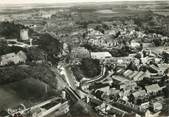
[0,0,167,5]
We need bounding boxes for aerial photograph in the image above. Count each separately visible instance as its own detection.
[0,0,169,116]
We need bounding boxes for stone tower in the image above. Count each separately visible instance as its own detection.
[20,29,29,41]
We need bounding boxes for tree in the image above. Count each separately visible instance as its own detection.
[0,64,57,88]
[163,85,169,98]
[0,39,7,48]
[127,61,138,71]
[0,39,8,55]
[79,58,101,78]
[162,51,169,63]
[0,21,26,39]
[102,23,110,30]
[37,33,63,64]
[153,38,162,46]
[95,25,104,34]
[26,48,45,62]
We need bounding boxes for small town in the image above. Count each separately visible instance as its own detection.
[0,1,169,117]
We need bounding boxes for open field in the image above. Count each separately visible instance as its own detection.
[0,78,54,110]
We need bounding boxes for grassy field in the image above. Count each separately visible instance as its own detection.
[0,78,54,111]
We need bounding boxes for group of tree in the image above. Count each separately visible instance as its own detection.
[0,21,27,39]
[36,33,63,64]
[0,39,26,56]
[94,23,110,34]
[134,10,169,37]
[26,47,46,62]
[0,64,57,88]
[72,58,101,80]
[161,51,169,63]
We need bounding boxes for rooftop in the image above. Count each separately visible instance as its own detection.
[91,52,112,59]
[112,75,130,83]
[132,90,147,98]
[145,84,161,93]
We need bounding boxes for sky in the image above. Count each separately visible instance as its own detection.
[0,0,161,4]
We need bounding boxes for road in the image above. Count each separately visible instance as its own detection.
[60,65,77,90]
[51,66,98,117]
[51,65,131,117]
[81,65,107,84]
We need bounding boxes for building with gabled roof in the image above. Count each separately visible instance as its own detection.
[149,64,169,75]
[140,102,150,110]
[133,71,144,81]
[123,70,133,78]
[158,64,169,75]
[132,90,147,99]
[112,75,130,83]
[119,81,137,91]
[145,84,162,94]
[128,71,139,80]
[0,51,27,66]
[91,52,112,60]
[122,70,151,81]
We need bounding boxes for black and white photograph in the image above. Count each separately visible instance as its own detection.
[0,0,169,116]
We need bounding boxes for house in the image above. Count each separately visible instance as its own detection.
[133,71,150,81]
[142,43,153,48]
[123,69,133,78]
[149,64,169,75]
[95,103,107,114]
[119,81,137,91]
[96,103,128,116]
[149,64,159,73]
[158,64,169,75]
[87,37,118,49]
[145,84,163,94]
[151,102,163,112]
[122,70,150,81]
[1,52,15,65]
[132,90,147,99]
[105,57,133,65]
[140,57,150,65]
[0,51,27,66]
[112,75,130,84]
[128,71,139,79]
[140,102,150,110]
[91,52,112,60]
[130,40,140,48]
[109,88,120,96]
[96,86,110,96]
[17,51,27,61]
[130,89,147,104]
[145,110,160,117]
[87,28,104,36]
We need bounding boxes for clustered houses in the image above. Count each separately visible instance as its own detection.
[68,29,169,116]
[86,28,120,49]
[122,70,150,81]
[73,42,169,117]
[2,10,169,117]
[83,21,169,55]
